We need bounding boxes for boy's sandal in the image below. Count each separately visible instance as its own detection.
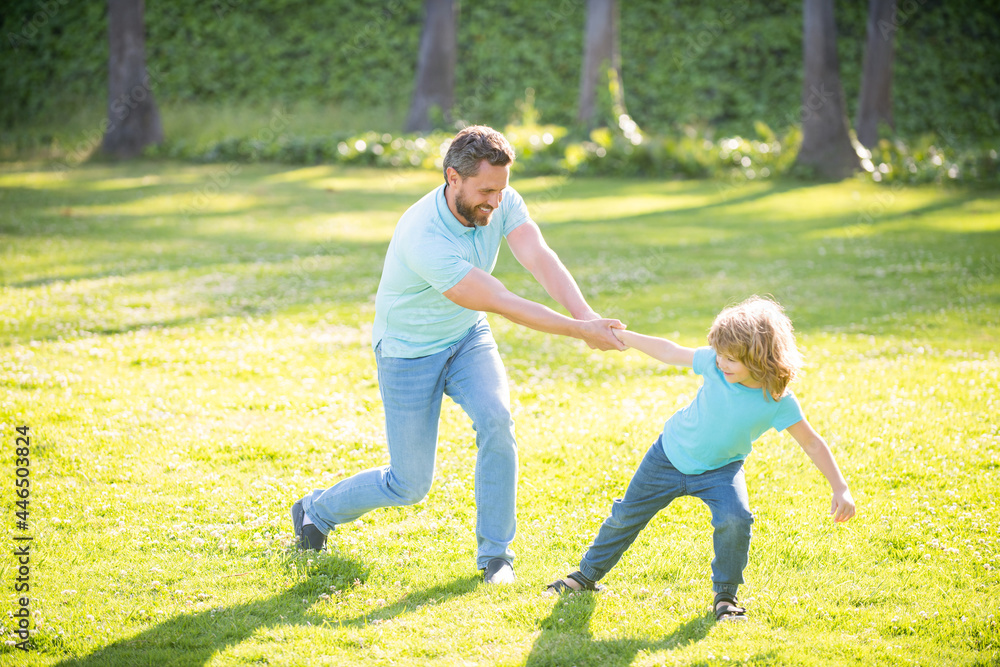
[545,571,605,594]
[714,593,748,622]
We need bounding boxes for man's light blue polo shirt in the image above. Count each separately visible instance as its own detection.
[373,183,531,358]
[662,347,805,475]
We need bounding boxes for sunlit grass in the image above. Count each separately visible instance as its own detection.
[0,161,998,665]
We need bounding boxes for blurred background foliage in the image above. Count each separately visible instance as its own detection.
[2,0,998,183]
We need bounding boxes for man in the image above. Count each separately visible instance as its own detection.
[292,125,625,584]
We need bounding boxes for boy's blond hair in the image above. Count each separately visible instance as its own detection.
[707,296,802,401]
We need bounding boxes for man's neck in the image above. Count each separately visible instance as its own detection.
[444,184,474,228]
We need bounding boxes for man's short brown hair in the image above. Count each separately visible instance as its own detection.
[443,125,516,181]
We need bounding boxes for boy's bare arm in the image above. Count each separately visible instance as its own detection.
[612,329,696,367]
[786,419,856,523]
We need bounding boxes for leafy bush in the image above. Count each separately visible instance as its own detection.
[857,137,1000,187]
[147,112,997,188]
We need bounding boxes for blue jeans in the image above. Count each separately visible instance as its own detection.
[579,437,753,596]
[300,320,517,569]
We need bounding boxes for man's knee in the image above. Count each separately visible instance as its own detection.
[385,469,432,505]
[473,405,514,439]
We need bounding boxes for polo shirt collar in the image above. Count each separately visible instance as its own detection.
[437,184,475,236]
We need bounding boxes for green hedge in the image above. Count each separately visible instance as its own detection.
[2,0,998,144]
[143,108,997,188]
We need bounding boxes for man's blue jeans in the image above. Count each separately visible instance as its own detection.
[579,437,753,596]
[300,320,517,569]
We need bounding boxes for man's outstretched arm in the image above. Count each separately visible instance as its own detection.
[505,221,601,321]
[443,267,626,351]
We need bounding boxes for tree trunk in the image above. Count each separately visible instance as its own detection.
[404,0,457,133]
[856,0,896,148]
[794,0,859,180]
[577,0,627,129]
[101,0,163,159]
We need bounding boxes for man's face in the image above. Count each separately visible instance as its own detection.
[449,160,509,227]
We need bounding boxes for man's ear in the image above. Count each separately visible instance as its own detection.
[445,166,462,187]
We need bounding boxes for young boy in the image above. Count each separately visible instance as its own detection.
[547,296,855,621]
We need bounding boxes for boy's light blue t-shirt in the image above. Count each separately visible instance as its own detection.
[661,347,805,475]
[373,183,530,358]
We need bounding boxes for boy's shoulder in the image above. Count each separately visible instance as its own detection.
[692,346,716,375]
[779,385,802,400]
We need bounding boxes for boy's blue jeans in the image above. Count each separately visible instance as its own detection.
[300,320,517,569]
[579,437,753,597]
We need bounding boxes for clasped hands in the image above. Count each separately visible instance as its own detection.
[578,313,629,351]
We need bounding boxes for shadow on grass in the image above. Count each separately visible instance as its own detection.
[335,573,482,629]
[525,591,712,667]
[52,555,479,667]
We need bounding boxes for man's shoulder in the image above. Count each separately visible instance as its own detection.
[396,186,446,238]
[401,185,445,222]
[501,183,522,198]
[497,185,530,234]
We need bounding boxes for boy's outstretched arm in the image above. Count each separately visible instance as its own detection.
[612,329,696,367]
[786,419,856,523]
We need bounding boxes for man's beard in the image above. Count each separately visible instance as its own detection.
[455,191,494,227]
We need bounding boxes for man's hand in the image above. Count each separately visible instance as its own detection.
[579,318,627,351]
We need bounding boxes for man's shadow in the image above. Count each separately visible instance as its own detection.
[55,553,481,667]
[525,589,712,667]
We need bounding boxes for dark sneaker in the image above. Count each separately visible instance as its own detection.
[291,499,326,551]
[482,558,515,584]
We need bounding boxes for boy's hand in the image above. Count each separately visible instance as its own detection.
[610,326,629,348]
[830,489,856,523]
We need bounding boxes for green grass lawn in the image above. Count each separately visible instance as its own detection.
[0,161,998,666]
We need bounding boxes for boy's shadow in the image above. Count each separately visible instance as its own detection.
[525,590,712,667]
[56,553,481,667]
